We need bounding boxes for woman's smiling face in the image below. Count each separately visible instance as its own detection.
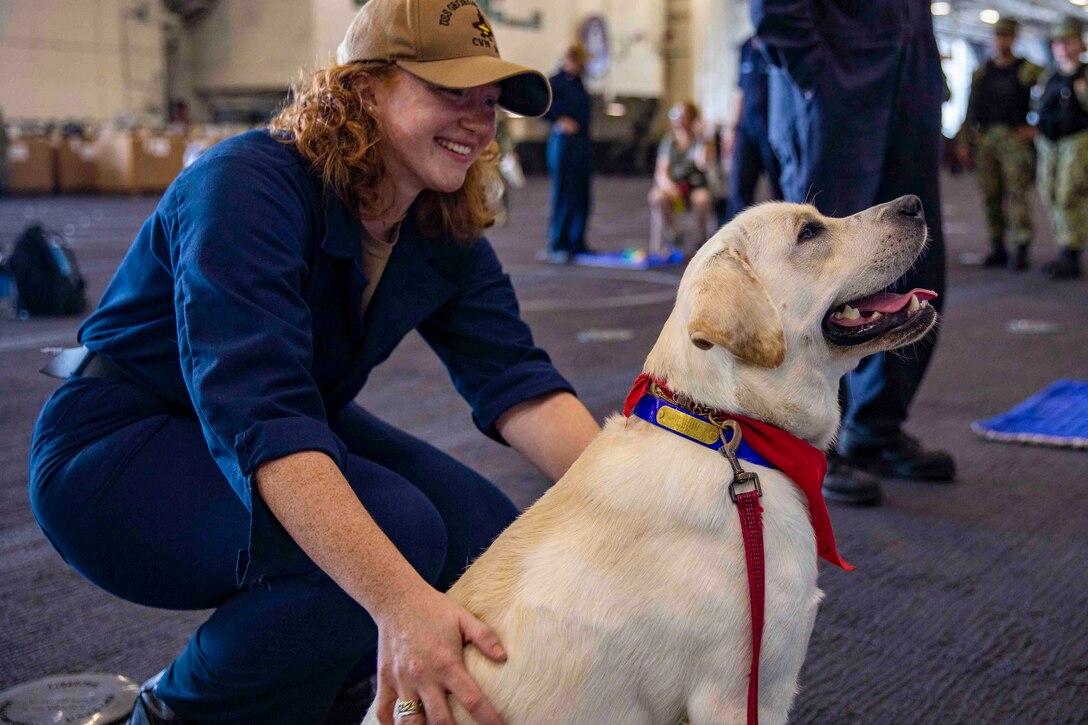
[370,68,500,202]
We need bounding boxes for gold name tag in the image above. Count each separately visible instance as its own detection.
[655,406,720,445]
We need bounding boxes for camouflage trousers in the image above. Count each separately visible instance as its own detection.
[1036,129,1088,250]
[975,125,1035,247]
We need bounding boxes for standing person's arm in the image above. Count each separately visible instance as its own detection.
[543,73,579,134]
[1015,61,1044,142]
[957,69,982,164]
[1075,66,1088,112]
[749,0,826,90]
[723,89,745,157]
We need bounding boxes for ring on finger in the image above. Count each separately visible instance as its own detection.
[394,698,425,719]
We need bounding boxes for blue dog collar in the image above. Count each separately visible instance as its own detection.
[630,394,775,470]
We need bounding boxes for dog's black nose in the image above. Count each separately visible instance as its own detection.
[895,194,923,220]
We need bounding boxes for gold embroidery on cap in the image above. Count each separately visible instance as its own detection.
[655,407,720,445]
[471,9,493,48]
[473,10,492,38]
[439,0,475,25]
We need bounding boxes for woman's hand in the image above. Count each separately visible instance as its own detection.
[374,583,507,725]
[557,116,581,135]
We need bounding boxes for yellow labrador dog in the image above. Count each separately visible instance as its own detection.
[365,195,937,725]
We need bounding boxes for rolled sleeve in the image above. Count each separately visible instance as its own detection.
[169,151,345,582]
[418,239,575,444]
[470,360,575,441]
[235,417,347,484]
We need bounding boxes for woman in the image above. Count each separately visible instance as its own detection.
[647,101,714,256]
[27,1,599,723]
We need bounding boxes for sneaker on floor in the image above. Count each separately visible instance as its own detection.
[840,433,956,482]
[822,453,883,506]
[534,249,572,265]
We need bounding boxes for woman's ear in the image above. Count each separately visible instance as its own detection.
[351,74,378,112]
[686,249,786,369]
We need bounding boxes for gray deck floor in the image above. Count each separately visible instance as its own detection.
[1,171,1086,724]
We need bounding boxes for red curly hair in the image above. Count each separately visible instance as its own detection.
[270,61,499,242]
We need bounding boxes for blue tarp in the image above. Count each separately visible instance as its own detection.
[971,380,1088,449]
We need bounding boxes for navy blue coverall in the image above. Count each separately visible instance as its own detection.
[752,0,948,450]
[544,69,593,255]
[728,36,783,222]
[28,130,574,724]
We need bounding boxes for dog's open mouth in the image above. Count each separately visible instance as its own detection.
[822,288,938,346]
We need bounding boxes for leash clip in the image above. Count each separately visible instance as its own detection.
[718,420,763,503]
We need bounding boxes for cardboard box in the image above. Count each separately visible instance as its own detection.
[95,131,186,193]
[56,137,98,193]
[139,133,185,192]
[94,131,139,193]
[7,137,55,193]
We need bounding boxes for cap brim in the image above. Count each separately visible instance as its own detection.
[398,56,552,118]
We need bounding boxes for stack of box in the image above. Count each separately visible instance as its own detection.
[95,130,187,194]
[55,136,97,193]
[2,124,245,196]
[7,136,55,193]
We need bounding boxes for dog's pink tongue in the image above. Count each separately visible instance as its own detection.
[853,288,937,314]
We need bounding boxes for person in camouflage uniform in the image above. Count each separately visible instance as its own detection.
[957,18,1043,271]
[1034,17,1088,280]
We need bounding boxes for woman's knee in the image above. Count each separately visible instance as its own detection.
[340,455,449,585]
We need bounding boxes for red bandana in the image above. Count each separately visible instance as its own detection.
[625,374,854,571]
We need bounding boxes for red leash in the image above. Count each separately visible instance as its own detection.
[735,486,764,725]
[719,421,765,725]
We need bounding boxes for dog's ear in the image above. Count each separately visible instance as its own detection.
[687,250,786,368]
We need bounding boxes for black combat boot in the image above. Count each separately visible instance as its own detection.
[981,239,1009,267]
[822,452,883,506]
[1041,248,1082,280]
[127,671,185,725]
[1008,244,1030,271]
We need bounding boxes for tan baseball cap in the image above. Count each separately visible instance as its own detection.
[336,0,552,118]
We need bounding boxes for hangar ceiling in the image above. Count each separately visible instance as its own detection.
[935,0,1088,42]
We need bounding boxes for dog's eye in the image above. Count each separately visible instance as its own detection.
[798,223,822,242]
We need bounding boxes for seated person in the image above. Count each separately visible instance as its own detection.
[648,101,714,255]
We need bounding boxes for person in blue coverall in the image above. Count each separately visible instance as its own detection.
[722,35,782,223]
[27,1,600,723]
[542,43,593,263]
[752,0,955,505]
